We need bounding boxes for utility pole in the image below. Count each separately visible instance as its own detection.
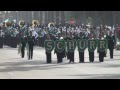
[42,11,45,24]
[32,11,34,20]
[38,11,40,20]
[59,11,62,24]
[54,11,56,23]
[16,11,18,22]
[113,11,115,27]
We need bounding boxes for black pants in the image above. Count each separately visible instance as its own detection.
[39,37,44,47]
[5,35,8,45]
[0,37,3,48]
[57,53,63,63]
[8,35,11,46]
[99,51,105,62]
[4,36,6,45]
[46,52,52,63]
[39,37,42,47]
[21,46,25,58]
[79,52,84,63]
[104,51,107,57]
[9,36,12,47]
[11,37,17,48]
[41,37,45,47]
[14,37,17,48]
[36,38,39,46]
[89,52,94,62]
[109,48,113,59]
[67,52,74,62]
[28,46,33,60]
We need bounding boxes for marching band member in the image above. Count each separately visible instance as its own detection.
[78,32,86,63]
[88,33,94,62]
[27,31,35,60]
[97,33,106,62]
[107,31,115,59]
[54,33,65,63]
[20,33,27,58]
[66,32,75,63]
[45,34,52,63]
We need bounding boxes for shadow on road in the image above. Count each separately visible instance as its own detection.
[63,74,120,79]
[0,59,105,73]
[87,74,120,79]
[0,65,70,72]
[0,60,73,72]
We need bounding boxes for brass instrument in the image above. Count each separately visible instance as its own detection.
[5,21,12,27]
[2,22,6,27]
[19,20,25,27]
[32,20,40,27]
[48,22,55,28]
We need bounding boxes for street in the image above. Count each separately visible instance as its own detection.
[0,46,120,79]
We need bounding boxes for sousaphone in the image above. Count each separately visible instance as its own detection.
[32,20,40,27]
[5,21,12,27]
[48,22,55,28]
[19,20,25,27]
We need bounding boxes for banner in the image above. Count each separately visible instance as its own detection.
[44,39,107,52]
[77,39,87,52]
[98,40,107,52]
[55,40,65,53]
[67,40,76,52]
[44,40,54,53]
[88,40,97,52]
